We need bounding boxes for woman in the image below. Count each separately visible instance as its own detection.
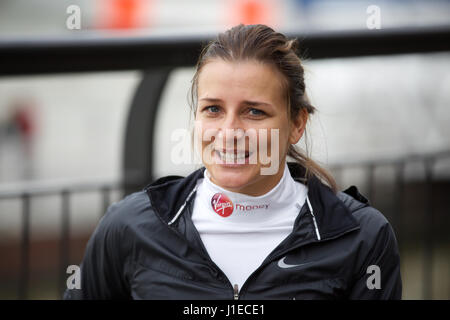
[65,24,402,300]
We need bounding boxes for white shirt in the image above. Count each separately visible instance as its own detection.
[191,163,308,291]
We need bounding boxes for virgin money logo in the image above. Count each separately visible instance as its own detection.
[211,193,234,217]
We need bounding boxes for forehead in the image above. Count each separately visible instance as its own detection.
[197,59,286,101]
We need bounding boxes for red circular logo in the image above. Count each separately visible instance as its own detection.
[211,193,234,217]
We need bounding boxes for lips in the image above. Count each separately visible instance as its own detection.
[214,149,252,163]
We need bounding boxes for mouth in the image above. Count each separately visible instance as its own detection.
[214,149,252,164]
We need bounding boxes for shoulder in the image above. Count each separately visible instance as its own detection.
[96,190,154,236]
[337,187,391,235]
[336,187,399,263]
[337,187,401,282]
[336,187,398,262]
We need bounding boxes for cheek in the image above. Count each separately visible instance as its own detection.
[258,124,290,149]
[194,121,218,149]
[266,127,290,161]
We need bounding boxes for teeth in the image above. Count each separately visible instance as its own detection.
[217,151,248,162]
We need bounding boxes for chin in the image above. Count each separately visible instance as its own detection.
[209,165,259,192]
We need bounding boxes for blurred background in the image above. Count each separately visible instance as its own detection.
[0,0,449,299]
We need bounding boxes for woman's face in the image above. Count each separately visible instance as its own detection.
[195,59,305,196]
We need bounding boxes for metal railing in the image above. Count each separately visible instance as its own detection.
[0,179,125,299]
[330,150,450,299]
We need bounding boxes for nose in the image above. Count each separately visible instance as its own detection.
[216,112,245,148]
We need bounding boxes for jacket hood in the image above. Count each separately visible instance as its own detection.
[145,162,368,241]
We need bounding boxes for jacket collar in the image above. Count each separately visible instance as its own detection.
[145,162,362,241]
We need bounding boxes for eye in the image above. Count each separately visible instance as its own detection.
[248,108,266,116]
[204,105,221,113]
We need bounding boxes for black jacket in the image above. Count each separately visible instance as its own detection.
[64,163,402,300]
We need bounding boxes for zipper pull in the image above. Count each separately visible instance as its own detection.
[233,284,239,300]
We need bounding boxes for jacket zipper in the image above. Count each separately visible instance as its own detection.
[234,284,239,300]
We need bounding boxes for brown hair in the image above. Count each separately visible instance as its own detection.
[189,24,337,193]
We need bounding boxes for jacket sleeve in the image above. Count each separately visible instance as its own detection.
[63,202,132,300]
[347,210,402,300]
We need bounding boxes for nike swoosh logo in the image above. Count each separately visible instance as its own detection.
[277,256,312,269]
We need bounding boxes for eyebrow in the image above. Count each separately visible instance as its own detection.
[199,97,272,107]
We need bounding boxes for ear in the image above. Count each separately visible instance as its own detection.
[289,108,308,145]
